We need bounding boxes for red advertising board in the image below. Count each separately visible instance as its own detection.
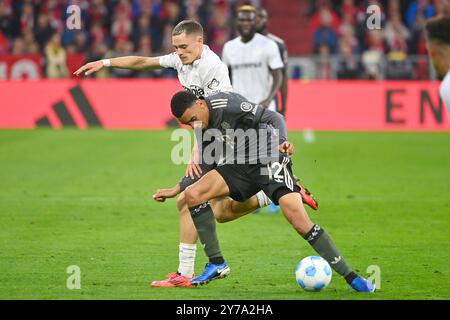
[0,79,448,131]
[0,55,43,79]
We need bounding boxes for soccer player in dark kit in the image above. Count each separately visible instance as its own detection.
[168,90,376,292]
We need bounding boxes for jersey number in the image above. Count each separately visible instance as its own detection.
[267,158,294,191]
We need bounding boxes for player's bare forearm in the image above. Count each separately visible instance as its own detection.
[110,56,161,70]
[74,56,161,77]
[260,68,282,107]
[280,74,288,115]
[153,184,181,202]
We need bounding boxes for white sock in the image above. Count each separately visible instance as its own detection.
[256,191,273,208]
[178,243,196,278]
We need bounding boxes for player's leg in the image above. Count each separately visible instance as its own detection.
[151,170,209,288]
[150,190,198,287]
[210,195,260,223]
[183,169,232,285]
[276,191,375,292]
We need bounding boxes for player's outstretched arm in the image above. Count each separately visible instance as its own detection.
[153,184,181,202]
[74,56,161,77]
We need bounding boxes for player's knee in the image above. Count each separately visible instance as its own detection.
[184,187,203,208]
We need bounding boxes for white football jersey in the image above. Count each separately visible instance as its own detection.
[159,45,232,97]
[440,69,450,115]
[222,33,284,111]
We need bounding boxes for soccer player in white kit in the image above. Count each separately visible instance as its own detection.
[222,5,284,112]
[425,15,450,113]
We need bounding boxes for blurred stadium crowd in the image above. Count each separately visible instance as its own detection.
[0,0,449,79]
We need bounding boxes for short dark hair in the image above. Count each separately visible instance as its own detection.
[425,15,450,44]
[172,20,204,37]
[171,91,198,118]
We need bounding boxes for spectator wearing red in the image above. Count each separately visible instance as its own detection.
[0,31,8,55]
[309,0,341,35]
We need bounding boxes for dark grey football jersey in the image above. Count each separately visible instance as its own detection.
[197,92,287,165]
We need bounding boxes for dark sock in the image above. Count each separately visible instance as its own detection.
[209,257,225,264]
[304,224,353,279]
[344,272,358,284]
[189,203,224,261]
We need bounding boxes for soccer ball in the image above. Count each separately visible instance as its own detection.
[295,256,332,291]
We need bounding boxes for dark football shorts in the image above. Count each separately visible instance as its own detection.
[179,163,216,192]
[215,154,301,205]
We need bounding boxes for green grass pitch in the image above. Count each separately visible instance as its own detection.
[0,129,449,300]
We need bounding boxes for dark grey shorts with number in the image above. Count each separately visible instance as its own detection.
[215,155,300,205]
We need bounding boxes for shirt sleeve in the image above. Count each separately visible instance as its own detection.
[259,109,288,143]
[159,53,180,70]
[266,40,284,71]
[226,99,287,143]
[221,43,230,66]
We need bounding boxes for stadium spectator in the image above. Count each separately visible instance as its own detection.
[34,13,56,51]
[406,0,436,28]
[0,0,12,36]
[336,40,363,79]
[385,13,410,53]
[312,9,339,54]
[0,31,9,55]
[20,3,35,34]
[361,30,385,80]
[316,44,333,79]
[309,0,341,34]
[11,38,26,55]
[132,14,153,50]
[45,33,69,78]
[111,9,133,43]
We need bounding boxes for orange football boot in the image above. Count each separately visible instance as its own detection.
[151,272,194,288]
[296,178,319,211]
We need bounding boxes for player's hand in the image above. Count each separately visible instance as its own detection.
[279,141,294,155]
[185,145,202,179]
[73,61,103,77]
[186,162,202,179]
[259,99,272,108]
[153,187,179,202]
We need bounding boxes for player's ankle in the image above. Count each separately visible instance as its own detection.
[344,271,358,285]
[209,256,225,264]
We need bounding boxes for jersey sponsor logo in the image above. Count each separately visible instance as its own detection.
[207,78,220,90]
[183,85,205,97]
[240,102,253,112]
[231,62,263,70]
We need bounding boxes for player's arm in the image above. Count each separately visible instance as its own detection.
[278,42,289,116]
[279,67,288,116]
[259,68,283,108]
[153,183,181,202]
[74,56,162,77]
[186,141,202,179]
[259,108,294,155]
[260,39,284,108]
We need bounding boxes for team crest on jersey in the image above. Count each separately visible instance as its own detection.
[240,102,253,112]
[207,78,220,90]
